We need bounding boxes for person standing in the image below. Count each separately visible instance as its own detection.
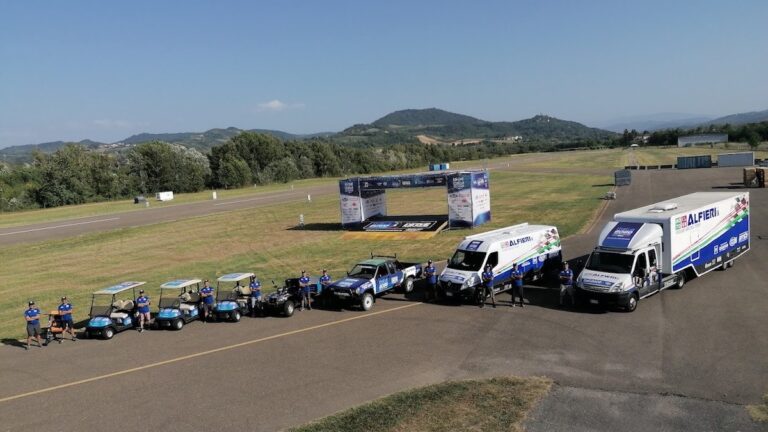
[424,260,437,302]
[299,270,312,311]
[58,296,76,341]
[24,301,43,349]
[319,269,332,307]
[480,264,496,308]
[511,263,525,307]
[559,262,574,307]
[136,289,151,332]
[200,280,214,322]
[249,276,262,317]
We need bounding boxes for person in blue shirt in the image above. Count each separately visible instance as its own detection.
[58,296,76,341]
[424,260,437,302]
[249,276,262,317]
[24,301,43,349]
[200,280,214,322]
[299,270,312,311]
[136,290,151,332]
[559,262,575,307]
[480,264,496,308]
[511,263,525,308]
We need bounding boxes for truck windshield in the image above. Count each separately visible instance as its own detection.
[349,265,376,278]
[447,250,486,272]
[585,251,634,274]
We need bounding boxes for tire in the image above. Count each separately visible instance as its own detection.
[361,292,374,311]
[283,301,295,317]
[230,310,241,322]
[403,277,414,294]
[103,327,115,340]
[82,330,90,339]
[625,293,638,312]
[675,271,686,289]
[172,319,184,331]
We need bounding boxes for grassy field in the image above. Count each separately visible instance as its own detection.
[0,169,609,339]
[748,393,768,423]
[630,144,768,166]
[291,377,551,432]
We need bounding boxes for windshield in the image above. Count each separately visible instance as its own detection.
[89,305,112,317]
[348,265,376,278]
[158,296,180,308]
[447,250,487,272]
[217,287,238,301]
[585,251,635,274]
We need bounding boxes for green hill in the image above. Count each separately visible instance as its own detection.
[372,108,484,127]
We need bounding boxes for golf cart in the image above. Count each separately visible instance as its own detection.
[84,281,145,340]
[263,277,322,317]
[154,279,202,330]
[212,273,253,322]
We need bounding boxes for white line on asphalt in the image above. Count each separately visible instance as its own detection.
[0,302,422,404]
[0,217,121,236]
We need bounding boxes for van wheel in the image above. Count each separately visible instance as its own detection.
[361,293,374,311]
[625,294,638,312]
[403,277,414,293]
[675,271,686,289]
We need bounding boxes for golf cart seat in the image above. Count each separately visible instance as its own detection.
[187,292,201,303]
[234,285,251,296]
[179,303,196,312]
[110,311,129,320]
[179,292,192,302]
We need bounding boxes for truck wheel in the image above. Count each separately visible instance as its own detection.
[625,294,638,312]
[103,327,115,340]
[230,310,241,322]
[675,271,686,289]
[361,293,374,311]
[172,319,184,331]
[284,300,295,317]
[403,277,414,294]
[727,260,735,268]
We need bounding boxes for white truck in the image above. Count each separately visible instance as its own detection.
[438,223,563,303]
[577,192,750,312]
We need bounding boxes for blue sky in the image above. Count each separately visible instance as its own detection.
[1,0,766,146]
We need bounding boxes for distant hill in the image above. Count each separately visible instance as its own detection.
[344,108,616,143]
[0,139,105,164]
[703,108,768,126]
[600,113,713,132]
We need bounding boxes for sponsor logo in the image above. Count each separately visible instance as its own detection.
[611,227,637,238]
[343,182,355,194]
[675,207,719,231]
[509,236,532,246]
[713,244,719,254]
[729,236,737,247]
[466,240,483,251]
[739,232,749,243]
[452,177,465,190]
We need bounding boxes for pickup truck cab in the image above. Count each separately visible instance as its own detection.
[327,255,422,311]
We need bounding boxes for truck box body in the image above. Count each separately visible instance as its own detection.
[610,192,749,276]
[439,223,562,299]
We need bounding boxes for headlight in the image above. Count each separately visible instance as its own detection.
[576,279,584,288]
[609,282,624,293]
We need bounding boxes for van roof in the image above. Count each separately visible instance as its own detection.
[615,192,744,222]
[457,223,557,252]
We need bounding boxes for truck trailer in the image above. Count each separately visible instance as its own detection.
[576,192,750,312]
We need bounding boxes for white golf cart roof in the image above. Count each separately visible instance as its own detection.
[160,279,202,289]
[93,281,146,295]
[217,272,255,283]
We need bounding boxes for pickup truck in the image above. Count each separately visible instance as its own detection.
[327,255,422,311]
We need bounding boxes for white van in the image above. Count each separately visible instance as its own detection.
[438,223,563,302]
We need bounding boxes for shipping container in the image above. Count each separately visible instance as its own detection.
[614,169,631,186]
[718,152,754,167]
[676,155,712,169]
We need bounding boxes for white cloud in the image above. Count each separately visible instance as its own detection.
[257,99,305,112]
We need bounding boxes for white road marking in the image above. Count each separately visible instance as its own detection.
[0,217,121,236]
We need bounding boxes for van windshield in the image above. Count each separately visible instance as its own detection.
[585,251,634,274]
[447,250,487,272]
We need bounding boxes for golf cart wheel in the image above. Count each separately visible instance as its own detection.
[103,327,115,340]
[172,319,184,330]
[82,330,89,339]
[283,300,295,317]
[625,293,638,312]
[230,310,241,322]
[403,277,414,294]
[361,292,374,311]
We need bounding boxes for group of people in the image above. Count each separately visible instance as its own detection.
[23,296,77,349]
[422,259,575,308]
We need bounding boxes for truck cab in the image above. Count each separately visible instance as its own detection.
[328,255,422,311]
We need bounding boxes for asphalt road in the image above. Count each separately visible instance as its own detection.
[1,167,766,432]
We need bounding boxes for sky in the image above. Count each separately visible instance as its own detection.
[1,0,767,147]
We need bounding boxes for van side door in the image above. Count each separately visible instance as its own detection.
[633,251,650,296]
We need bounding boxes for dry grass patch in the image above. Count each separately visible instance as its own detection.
[748,393,768,423]
[291,377,552,432]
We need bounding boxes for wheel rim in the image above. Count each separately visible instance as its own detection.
[629,296,637,310]
[287,304,294,314]
[406,280,413,292]
[363,295,373,309]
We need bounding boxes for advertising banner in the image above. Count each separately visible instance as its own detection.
[360,189,387,219]
[471,171,491,226]
[359,173,447,191]
[448,173,473,227]
[339,179,362,226]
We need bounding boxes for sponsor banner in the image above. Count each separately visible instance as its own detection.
[359,173,447,191]
[471,171,491,225]
[340,179,362,225]
[361,190,387,219]
[363,220,438,232]
[448,173,473,226]
[602,222,644,249]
